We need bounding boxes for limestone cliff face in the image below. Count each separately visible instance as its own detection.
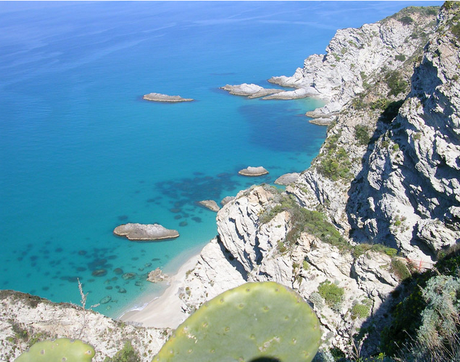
[268,7,439,123]
[179,186,401,355]
[351,4,460,260]
[288,4,460,262]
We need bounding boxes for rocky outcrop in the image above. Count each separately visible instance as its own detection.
[143,93,193,102]
[220,84,282,98]
[113,223,179,241]
[0,290,168,362]
[238,166,269,176]
[274,172,300,185]
[198,200,220,212]
[220,196,235,206]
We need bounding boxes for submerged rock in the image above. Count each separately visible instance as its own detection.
[122,273,136,280]
[198,200,220,212]
[143,92,194,103]
[92,269,107,277]
[114,223,179,241]
[100,295,112,304]
[238,166,269,177]
[147,268,169,283]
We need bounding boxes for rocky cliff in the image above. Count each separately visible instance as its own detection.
[178,2,460,357]
[290,3,460,263]
[268,6,439,124]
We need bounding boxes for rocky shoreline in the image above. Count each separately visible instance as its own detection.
[3,4,459,362]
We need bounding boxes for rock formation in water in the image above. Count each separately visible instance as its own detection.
[238,166,269,176]
[143,93,194,102]
[114,223,179,241]
[220,83,283,98]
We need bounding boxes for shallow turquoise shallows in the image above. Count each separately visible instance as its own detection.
[0,1,441,317]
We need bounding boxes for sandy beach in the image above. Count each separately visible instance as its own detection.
[119,253,200,329]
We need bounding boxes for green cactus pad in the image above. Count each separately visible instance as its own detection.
[153,282,321,362]
[15,338,95,362]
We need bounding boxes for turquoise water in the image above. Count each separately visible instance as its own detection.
[0,1,441,317]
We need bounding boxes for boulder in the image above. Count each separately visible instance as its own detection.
[238,166,269,177]
[114,223,179,241]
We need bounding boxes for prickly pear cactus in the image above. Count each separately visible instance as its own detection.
[15,338,95,362]
[153,281,321,362]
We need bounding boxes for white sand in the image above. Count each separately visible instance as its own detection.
[119,253,199,329]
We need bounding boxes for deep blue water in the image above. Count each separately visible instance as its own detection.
[0,1,442,317]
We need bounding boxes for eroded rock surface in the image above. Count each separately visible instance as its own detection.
[114,223,179,241]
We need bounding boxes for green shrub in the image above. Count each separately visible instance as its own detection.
[317,130,352,181]
[399,16,414,25]
[391,259,411,280]
[412,275,460,361]
[351,302,371,320]
[352,243,398,258]
[277,240,287,254]
[104,341,140,362]
[259,192,348,252]
[381,251,460,359]
[318,280,344,309]
[385,71,408,97]
[395,54,406,62]
[451,23,460,40]
[355,125,371,145]
[371,98,390,111]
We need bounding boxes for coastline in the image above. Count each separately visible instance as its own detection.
[117,246,202,329]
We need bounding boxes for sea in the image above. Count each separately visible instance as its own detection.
[0,1,442,318]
